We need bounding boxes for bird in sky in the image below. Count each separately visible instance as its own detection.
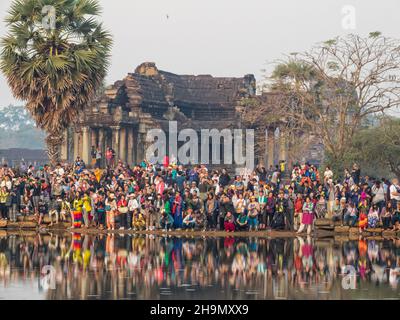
[166,14,169,19]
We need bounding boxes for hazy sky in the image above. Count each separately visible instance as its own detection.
[1,0,400,107]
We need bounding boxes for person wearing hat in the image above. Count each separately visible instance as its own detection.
[127,193,139,230]
[105,193,117,230]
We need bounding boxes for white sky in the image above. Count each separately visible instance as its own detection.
[1,0,400,107]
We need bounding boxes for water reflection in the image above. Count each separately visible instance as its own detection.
[0,233,399,300]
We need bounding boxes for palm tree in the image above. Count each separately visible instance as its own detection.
[0,0,112,164]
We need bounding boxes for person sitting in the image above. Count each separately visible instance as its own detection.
[332,198,345,225]
[315,195,327,219]
[159,211,174,231]
[224,211,235,232]
[358,208,368,232]
[236,211,249,231]
[132,209,146,231]
[343,202,358,227]
[183,209,196,230]
[38,200,48,227]
[194,210,206,231]
[381,202,393,230]
[392,202,400,231]
[367,204,379,229]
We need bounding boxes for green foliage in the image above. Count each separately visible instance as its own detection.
[0,0,112,139]
[369,31,382,38]
[325,118,400,180]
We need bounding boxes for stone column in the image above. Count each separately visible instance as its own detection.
[279,130,287,163]
[82,127,90,165]
[136,123,146,164]
[98,128,105,167]
[136,134,144,164]
[111,126,120,161]
[91,128,98,149]
[60,129,68,161]
[267,130,275,168]
[127,127,134,165]
[73,130,80,160]
[119,127,127,163]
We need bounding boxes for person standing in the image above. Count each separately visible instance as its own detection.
[205,193,218,230]
[351,163,361,185]
[297,196,314,235]
[0,186,9,220]
[95,194,106,230]
[172,192,183,229]
[247,196,260,231]
[82,191,92,228]
[90,146,97,168]
[117,194,128,230]
[71,191,84,229]
[106,147,115,168]
[272,191,287,230]
[265,192,276,228]
[258,190,267,230]
[127,193,139,230]
[285,187,295,231]
[95,147,102,168]
[389,178,400,209]
[105,193,117,231]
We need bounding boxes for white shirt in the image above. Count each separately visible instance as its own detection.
[390,184,400,200]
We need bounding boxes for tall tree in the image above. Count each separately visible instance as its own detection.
[349,117,400,180]
[0,0,112,164]
[264,33,400,166]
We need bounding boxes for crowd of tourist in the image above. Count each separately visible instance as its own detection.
[0,157,399,235]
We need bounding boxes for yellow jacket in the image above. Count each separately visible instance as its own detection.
[73,198,84,212]
[82,195,92,212]
[0,191,8,203]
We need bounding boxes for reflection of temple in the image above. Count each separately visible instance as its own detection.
[61,62,320,168]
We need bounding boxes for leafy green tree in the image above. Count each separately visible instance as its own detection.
[267,33,400,166]
[0,0,112,164]
[348,118,400,180]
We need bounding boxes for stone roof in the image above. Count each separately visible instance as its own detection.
[101,62,256,121]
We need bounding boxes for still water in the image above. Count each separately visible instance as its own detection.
[0,233,399,300]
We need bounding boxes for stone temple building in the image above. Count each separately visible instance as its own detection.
[61,62,321,169]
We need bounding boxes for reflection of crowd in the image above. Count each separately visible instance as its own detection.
[0,234,398,299]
